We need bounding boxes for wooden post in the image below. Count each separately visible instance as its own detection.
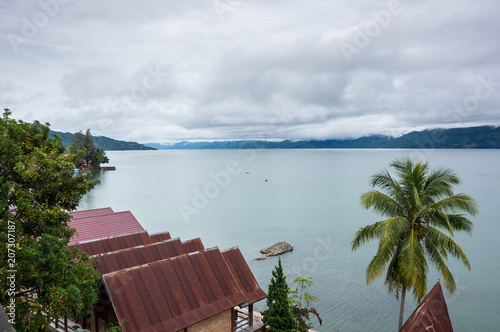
[249,303,254,326]
[231,308,236,331]
[64,316,68,332]
[82,316,87,330]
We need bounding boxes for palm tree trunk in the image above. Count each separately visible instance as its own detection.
[398,287,406,331]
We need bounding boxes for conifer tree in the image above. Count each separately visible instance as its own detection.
[262,258,296,331]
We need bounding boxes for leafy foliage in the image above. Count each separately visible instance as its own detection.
[262,258,296,331]
[50,129,156,150]
[351,158,478,329]
[69,129,109,169]
[289,277,322,331]
[0,109,101,331]
[102,322,123,332]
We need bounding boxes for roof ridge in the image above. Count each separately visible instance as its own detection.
[102,247,220,278]
[68,230,148,246]
[92,237,183,257]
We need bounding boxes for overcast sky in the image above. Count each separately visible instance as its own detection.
[1,0,499,143]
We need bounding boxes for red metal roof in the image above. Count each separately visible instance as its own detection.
[400,280,454,332]
[222,247,267,304]
[68,231,152,256]
[68,211,145,244]
[149,231,173,244]
[94,238,204,275]
[69,207,115,220]
[104,248,248,332]
[181,238,205,253]
[68,231,174,256]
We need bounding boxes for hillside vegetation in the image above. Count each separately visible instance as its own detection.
[50,130,156,150]
[146,126,500,149]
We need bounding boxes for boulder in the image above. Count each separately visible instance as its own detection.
[259,241,293,256]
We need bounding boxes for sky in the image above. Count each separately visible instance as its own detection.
[1,0,499,144]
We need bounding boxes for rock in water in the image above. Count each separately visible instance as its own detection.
[260,241,293,256]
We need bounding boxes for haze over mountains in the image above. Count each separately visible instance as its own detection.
[52,126,500,150]
[146,126,500,149]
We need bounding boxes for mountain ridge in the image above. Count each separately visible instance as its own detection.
[50,130,156,151]
[145,126,500,149]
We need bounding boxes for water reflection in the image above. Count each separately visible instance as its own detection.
[78,171,105,210]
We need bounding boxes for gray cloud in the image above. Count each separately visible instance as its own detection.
[1,0,499,143]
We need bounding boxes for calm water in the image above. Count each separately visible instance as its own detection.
[78,149,500,331]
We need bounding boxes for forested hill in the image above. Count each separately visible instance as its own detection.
[146,126,500,149]
[50,130,156,150]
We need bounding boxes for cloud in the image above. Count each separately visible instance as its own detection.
[1,0,499,143]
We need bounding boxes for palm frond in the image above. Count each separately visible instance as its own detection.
[446,214,474,234]
[425,227,471,270]
[423,234,457,294]
[370,169,404,202]
[392,158,428,191]
[431,193,479,216]
[398,229,428,294]
[424,207,453,234]
[366,242,397,284]
[360,191,402,217]
[412,267,428,301]
[385,246,405,296]
[423,167,459,199]
[379,217,409,249]
[411,186,422,211]
[351,222,382,251]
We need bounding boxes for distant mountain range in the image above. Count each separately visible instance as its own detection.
[145,126,500,150]
[50,126,500,150]
[50,130,156,151]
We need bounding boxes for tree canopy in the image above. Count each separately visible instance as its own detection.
[262,258,296,331]
[351,158,478,330]
[69,129,109,169]
[0,109,101,331]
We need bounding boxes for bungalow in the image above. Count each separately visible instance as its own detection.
[400,280,454,332]
[65,208,267,332]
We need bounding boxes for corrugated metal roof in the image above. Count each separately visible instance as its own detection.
[68,231,152,256]
[181,238,205,253]
[68,231,174,256]
[149,231,173,244]
[68,211,145,244]
[69,207,115,220]
[222,247,267,304]
[103,248,248,332]
[95,238,204,275]
[400,280,454,332]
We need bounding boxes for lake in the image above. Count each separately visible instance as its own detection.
[77,149,500,331]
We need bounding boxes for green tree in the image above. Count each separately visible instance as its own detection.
[351,158,478,331]
[83,129,95,166]
[289,277,322,331]
[0,109,101,331]
[262,258,296,332]
[69,129,108,169]
[91,147,109,169]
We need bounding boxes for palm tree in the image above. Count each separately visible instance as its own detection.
[351,158,478,331]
